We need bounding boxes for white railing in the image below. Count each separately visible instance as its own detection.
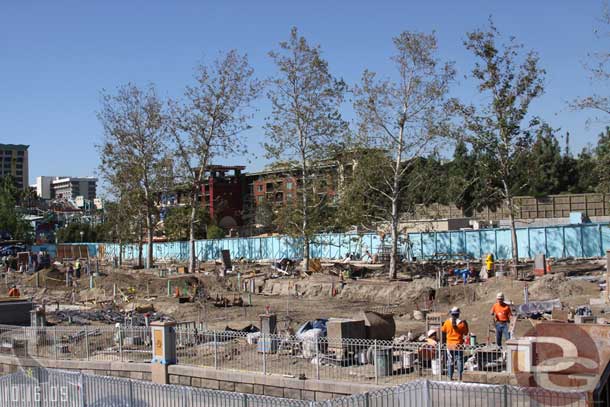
[0,368,592,407]
[0,324,151,363]
[174,328,508,385]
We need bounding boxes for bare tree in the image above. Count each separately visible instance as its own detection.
[451,22,545,273]
[168,50,261,274]
[265,27,347,272]
[354,31,455,279]
[572,2,610,122]
[98,83,168,269]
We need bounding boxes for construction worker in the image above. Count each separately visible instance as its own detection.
[75,260,81,279]
[441,307,469,381]
[8,285,20,297]
[490,292,512,347]
[418,329,439,366]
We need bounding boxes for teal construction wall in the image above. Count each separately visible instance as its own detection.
[31,223,610,262]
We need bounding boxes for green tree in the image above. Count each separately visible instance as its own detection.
[168,50,261,273]
[265,27,348,271]
[595,127,610,192]
[525,126,563,196]
[98,83,170,269]
[354,31,455,279]
[162,206,209,241]
[0,177,32,242]
[452,21,545,271]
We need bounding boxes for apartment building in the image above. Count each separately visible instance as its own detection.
[0,144,29,190]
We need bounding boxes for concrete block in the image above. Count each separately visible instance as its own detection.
[219,381,235,392]
[264,385,285,398]
[315,392,334,401]
[191,378,202,387]
[235,383,254,394]
[130,372,144,380]
[142,373,152,381]
[169,375,180,385]
[199,378,220,390]
[283,388,302,400]
[151,364,169,385]
[253,384,264,395]
[301,390,316,401]
[179,376,191,386]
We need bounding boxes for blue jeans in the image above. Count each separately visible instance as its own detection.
[446,349,464,380]
[496,322,510,347]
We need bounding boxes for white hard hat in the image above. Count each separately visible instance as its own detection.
[427,329,437,337]
[497,292,505,299]
[450,306,460,315]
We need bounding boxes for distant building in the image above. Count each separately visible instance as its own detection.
[51,177,97,200]
[202,165,247,229]
[33,176,56,199]
[0,144,29,190]
[32,176,97,201]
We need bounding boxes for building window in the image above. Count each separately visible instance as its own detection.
[287,193,293,200]
[286,182,293,190]
[17,151,24,156]
[257,184,263,192]
[257,196,264,203]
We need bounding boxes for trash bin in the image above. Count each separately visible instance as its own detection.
[374,346,393,377]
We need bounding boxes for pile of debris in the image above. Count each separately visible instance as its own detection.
[48,307,172,326]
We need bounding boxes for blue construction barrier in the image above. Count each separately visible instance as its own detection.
[30,223,610,262]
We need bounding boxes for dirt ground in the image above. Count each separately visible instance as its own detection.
[2,257,606,345]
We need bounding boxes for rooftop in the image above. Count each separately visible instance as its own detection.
[0,144,29,151]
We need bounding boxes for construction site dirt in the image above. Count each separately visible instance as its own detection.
[1,258,606,346]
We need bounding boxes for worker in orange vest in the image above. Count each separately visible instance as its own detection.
[8,285,20,297]
[490,292,513,347]
[441,307,469,381]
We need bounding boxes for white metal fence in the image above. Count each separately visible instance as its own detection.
[174,328,508,385]
[0,324,509,386]
[0,324,151,363]
[0,368,310,407]
[0,368,594,407]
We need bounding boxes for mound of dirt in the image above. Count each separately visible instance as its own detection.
[528,273,598,300]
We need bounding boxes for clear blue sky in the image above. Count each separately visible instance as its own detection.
[1,1,608,189]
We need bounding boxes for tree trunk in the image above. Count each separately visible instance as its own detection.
[389,198,399,280]
[118,239,123,267]
[137,235,143,269]
[146,210,154,269]
[301,152,309,273]
[137,221,143,268]
[508,200,519,277]
[389,124,405,280]
[188,196,197,274]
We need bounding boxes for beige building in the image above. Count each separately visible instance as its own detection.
[0,144,29,190]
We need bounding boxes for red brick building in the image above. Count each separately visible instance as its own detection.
[201,165,246,229]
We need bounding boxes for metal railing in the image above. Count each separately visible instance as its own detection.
[0,324,151,363]
[0,368,593,407]
[175,328,508,385]
[0,368,310,407]
[0,324,509,386]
